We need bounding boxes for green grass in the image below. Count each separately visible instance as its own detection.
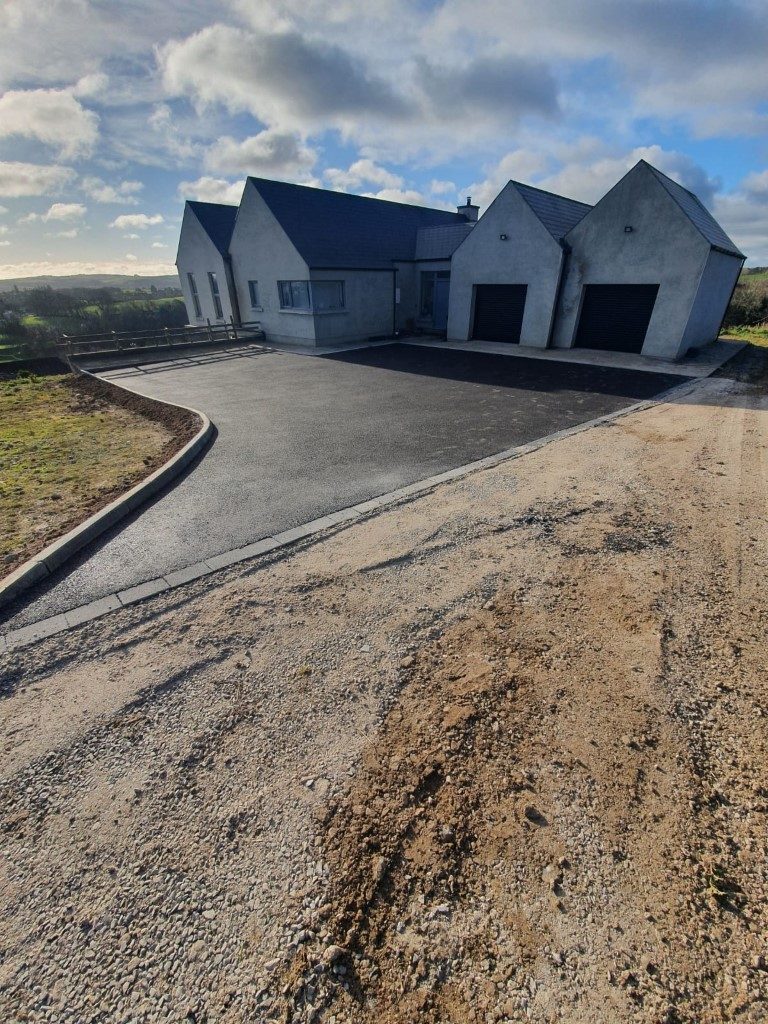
[722,324,768,346]
[0,373,173,575]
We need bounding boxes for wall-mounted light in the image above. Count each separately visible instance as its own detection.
[624,225,634,233]
[499,233,508,241]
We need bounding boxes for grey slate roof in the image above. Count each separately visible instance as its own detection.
[188,201,238,256]
[249,177,469,268]
[414,223,475,260]
[644,163,744,258]
[511,182,592,240]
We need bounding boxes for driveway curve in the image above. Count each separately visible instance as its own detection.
[1,343,680,632]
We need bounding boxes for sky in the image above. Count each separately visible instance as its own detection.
[1,0,767,279]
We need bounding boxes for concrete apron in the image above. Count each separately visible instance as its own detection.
[404,336,744,378]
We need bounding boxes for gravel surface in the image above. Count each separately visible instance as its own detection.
[0,372,766,1023]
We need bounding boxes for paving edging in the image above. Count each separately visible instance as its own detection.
[0,373,722,654]
[0,368,214,612]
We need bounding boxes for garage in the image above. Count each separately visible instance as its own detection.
[574,284,660,354]
[472,284,527,343]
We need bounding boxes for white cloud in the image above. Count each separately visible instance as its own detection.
[0,161,75,198]
[43,202,87,221]
[49,228,79,238]
[159,24,409,134]
[462,140,723,214]
[325,159,403,191]
[0,204,8,215]
[0,240,10,247]
[0,86,98,159]
[81,176,144,204]
[362,187,443,207]
[204,129,317,178]
[151,241,168,248]
[177,176,245,205]
[429,179,456,196]
[125,253,138,261]
[123,233,140,239]
[71,72,108,99]
[109,213,164,229]
[0,226,8,235]
[536,145,720,206]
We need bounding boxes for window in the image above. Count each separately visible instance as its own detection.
[278,280,311,310]
[248,280,260,309]
[420,270,450,318]
[187,272,202,318]
[312,280,345,312]
[278,280,345,312]
[208,271,223,319]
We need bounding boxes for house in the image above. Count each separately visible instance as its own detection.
[176,160,744,360]
[176,201,238,325]
[226,178,476,347]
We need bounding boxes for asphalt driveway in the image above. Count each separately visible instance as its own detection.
[2,343,681,631]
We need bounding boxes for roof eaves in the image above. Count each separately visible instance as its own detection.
[643,162,745,259]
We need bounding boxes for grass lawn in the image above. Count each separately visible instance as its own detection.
[0,371,195,578]
[723,323,768,346]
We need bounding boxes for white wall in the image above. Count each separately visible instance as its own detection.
[680,249,742,351]
[175,205,232,325]
[229,181,315,347]
[555,162,711,360]
[447,182,564,347]
[310,268,394,345]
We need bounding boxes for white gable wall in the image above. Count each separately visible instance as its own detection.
[175,205,233,325]
[229,181,315,346]
[447,182,564,347]
[555,162,711,360]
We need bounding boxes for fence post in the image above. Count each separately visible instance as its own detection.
[230,315,238,343]
[206,318,214,343]
[165,326,171,349]
[112,330,120,352]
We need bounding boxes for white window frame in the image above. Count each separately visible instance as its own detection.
[187,272,202,318]
[208,271,224,320]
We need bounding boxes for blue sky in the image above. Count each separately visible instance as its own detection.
[1,0,767,278]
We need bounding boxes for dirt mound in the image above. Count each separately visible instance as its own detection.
[274,505,767,1023]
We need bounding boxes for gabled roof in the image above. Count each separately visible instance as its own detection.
[187,200,238,256]
[510,181,592,240]
[248,177,469,269]
[414,223,475,260]
[643,162,744,258]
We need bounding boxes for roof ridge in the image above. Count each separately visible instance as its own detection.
[510,179,593,209]
[247,176,465,219]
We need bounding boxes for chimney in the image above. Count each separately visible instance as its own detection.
[457,195,479,222]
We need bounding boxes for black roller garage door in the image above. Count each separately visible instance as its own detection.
[472,284,527,343]
[574,284,659,354]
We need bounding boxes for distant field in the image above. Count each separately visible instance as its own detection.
[1,295,187,362]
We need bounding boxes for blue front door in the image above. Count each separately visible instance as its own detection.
[433,277,450,331]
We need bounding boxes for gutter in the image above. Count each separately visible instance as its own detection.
[547,239,571,349]
[392,268,398,337]
[223,253,242,326]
